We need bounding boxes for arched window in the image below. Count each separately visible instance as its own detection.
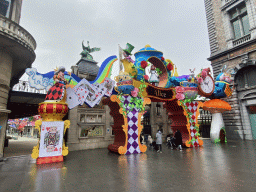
[143,112,150,125]
[156,103,161,116]
[235,66,256,90]
[0,0,12,18]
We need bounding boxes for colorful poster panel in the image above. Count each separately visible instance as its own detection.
[78,79,102,107]
[102,77,115,97]
[39,121,64,158]
[93,82,107,105]
[73,79,90,105]
[66,87,80,109]
[94,82,107,96]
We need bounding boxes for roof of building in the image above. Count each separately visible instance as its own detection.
[77,59,99,76]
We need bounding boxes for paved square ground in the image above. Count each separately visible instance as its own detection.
[0,139,256,192]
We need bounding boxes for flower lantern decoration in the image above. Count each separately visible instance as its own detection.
[140,60,148,69]
[167,63,173,71]
[175,86,185,100]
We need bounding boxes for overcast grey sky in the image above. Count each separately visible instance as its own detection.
[20,0,211,80]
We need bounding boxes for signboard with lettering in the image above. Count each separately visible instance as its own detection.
[146,84,175,101]
[132,79,176,101]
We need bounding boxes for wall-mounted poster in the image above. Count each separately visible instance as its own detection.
[39,121,64,158]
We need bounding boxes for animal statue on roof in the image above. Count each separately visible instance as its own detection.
[80,41,101,60]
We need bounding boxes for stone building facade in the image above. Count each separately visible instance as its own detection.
[204,0,256,140]
[0,0,36,158]
[67,103,115,151]
[68,58,114,151]
[145,102,170,140]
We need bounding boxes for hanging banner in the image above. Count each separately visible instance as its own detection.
[39,121,64,158]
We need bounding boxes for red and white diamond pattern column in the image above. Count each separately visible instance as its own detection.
[184,101,202,147]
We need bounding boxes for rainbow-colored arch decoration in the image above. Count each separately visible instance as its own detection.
[90,55,118,84]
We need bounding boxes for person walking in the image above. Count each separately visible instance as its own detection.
[174,130,182,150]
[156,130,163,153]
[144,134,148,145]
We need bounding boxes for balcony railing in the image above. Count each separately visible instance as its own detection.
[233,33,251,47]
[12,81,46,94]
[0,15,36,51]
[221,0,240,10]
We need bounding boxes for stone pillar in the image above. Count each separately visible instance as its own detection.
[30,127,34,137]
[150,102,157,139]
[0,50,13,158]
[223,88,244,140]
[0,113,8,158]
[104,105,112,140]
[0,50,13,110]
[161,105,168,141]
[67,106,80,149]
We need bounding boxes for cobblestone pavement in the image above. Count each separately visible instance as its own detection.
[0,139,256,192]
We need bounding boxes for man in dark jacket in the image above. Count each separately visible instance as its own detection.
[174,130,182,150]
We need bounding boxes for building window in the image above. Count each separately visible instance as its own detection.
[0,0,12,18]
[80,114,86,122]
[79,114,105,137]
[87,115,97,123]
[143,113,150,125]
[97,115,102,123]
[229,2,250,39]
[79,114,103,123]
[80,125,104,137]
[235,66,256,90]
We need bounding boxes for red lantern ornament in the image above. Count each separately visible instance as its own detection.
[140,61,148,69]
[167,63,173,71]
[143,75,149,81]
[161,57,165,61]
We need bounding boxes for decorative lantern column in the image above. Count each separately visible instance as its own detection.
[31,101,70,164]
[107,95,150,155]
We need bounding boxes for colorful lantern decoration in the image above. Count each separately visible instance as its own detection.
[25,43,234,159]
[212,65,233,99]
[105,43,234,154]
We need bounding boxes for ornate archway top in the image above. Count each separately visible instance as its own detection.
[240,90,256,100]
[230,59,256,80]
